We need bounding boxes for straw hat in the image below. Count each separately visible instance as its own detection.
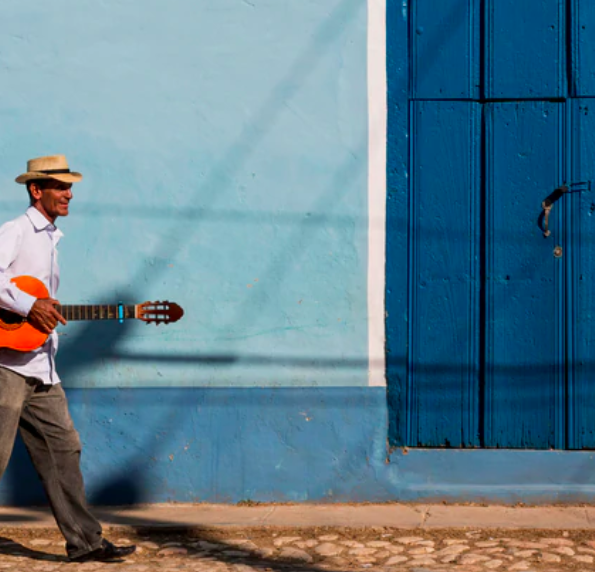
[15,155,83,184]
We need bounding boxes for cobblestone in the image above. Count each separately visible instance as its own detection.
[278,547,313,562]
[318,534,339,542]
[315,542,344,556]
[540,552,562,562]
[508,562,531,571]
[0,526,593,571]
[553,546,575,556]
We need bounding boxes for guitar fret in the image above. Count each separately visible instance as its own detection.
[53,301,181,326]
[58,304,139,322]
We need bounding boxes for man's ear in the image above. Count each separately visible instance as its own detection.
[28,182,43,201]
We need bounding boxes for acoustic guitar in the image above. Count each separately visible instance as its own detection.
[0,275,184,352]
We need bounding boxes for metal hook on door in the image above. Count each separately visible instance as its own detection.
[540,181,591,238]
[541,199,553,237]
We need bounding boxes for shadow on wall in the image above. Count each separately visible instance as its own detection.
[3,0,366,508]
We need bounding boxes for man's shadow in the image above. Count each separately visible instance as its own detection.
[0,536,68,562]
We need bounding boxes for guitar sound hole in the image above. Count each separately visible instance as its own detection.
[0,308,25,326]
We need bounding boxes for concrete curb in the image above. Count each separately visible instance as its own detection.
[0,504,594,530]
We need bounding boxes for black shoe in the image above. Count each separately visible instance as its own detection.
[71,539,137,562]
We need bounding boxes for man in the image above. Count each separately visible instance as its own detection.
[0,155,136,562]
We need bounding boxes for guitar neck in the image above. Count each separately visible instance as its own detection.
[57,304,137,321]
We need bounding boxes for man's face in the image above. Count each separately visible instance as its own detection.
[30,180,73,221]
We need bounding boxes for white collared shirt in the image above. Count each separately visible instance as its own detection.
[0,207,63,385]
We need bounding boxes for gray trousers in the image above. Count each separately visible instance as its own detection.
[0,366,102,559]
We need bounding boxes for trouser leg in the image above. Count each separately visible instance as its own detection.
[0,367,28,478]
[19,382,103,559]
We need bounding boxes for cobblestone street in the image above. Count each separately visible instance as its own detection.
[0,526,594,572]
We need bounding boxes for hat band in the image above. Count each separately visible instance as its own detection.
[38,168,71,174]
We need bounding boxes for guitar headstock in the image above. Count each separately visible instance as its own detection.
[137,301,184,325]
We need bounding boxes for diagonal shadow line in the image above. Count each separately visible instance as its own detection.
[411,0,469,93]
[68,0,365,507]
[4,0,366,518]
[216,143,366,350]
[128,0,364,290]
[59,0,363,500]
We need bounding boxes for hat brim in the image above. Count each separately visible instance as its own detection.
[15,171,83,184]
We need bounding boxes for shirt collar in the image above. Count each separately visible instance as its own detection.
[26,207,64,238]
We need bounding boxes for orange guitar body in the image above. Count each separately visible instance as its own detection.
[0,275,183,352]
[0,276,49,352]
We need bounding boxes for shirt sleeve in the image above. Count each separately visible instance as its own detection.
[0,221,37,316]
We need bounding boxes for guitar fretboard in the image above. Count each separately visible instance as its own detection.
[57,305,136,321]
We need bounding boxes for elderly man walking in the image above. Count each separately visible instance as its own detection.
[0,155,136,562]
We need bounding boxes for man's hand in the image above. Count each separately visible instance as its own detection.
[27,298,67,334]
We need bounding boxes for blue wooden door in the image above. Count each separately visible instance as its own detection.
[387,0,595,449]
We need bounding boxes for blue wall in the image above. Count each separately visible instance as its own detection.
[6,387,595,506]
[3,0,595,507]
[0,0,368,388]
[0,0,377,506]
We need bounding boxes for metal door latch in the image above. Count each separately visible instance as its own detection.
[540,181,591,238]
[542,199,553,237]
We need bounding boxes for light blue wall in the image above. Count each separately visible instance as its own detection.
[0,0,368,388]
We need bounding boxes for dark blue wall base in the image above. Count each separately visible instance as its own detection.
[2,387,595,506]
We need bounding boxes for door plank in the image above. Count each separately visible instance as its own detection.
[568,99,595,449]
[484,101,566,449]
[408,101,481,447]
[410,0,480,100]
[485,0,566,99]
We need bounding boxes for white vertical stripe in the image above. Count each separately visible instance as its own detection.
[367,0,387,387]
